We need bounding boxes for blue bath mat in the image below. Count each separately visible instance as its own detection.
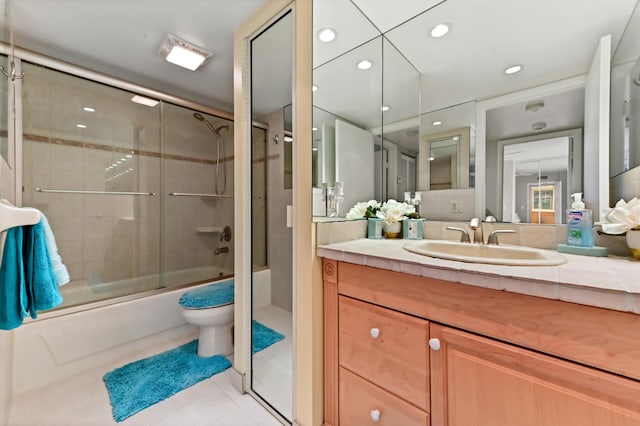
[103,320,284,422]
[252,319,285,353]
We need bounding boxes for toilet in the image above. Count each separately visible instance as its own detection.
[179,280,234,357]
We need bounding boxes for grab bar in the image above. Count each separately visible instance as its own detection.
[35,188,156,196]
[168,192,232,198]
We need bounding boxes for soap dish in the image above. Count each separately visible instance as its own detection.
[557,244,608,257]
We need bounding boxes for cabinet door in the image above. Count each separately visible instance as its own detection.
[430,324,640,426]
[339,296,429,410]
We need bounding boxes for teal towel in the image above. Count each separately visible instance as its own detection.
[0,227,29,330]
[23,221,62,316]
[40,214,70,286]
[0,221,62,330]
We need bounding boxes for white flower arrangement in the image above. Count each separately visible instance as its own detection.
[345,200,382,220]
[375,199,416,225]
[599,198,640,234]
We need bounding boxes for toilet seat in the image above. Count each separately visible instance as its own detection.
[179,280,234,309]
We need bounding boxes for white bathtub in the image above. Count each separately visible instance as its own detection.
[58,266,232,310]
[12,269,271,395]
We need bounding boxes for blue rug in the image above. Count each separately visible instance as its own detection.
[103,320,285,422]
[252,319,285,352]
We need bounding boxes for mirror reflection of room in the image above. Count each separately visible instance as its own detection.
[312,0,640,224]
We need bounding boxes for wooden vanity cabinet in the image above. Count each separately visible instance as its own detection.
[431,324,640,426]
[323,259,640,426]
[338,296,430,425]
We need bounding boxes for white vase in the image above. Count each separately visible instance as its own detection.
[383,221,402,239]
[626,230,640,260]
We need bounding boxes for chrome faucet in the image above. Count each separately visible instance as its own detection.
[469,217,483,244]
[487,229,516,245]
[446,225,471,243]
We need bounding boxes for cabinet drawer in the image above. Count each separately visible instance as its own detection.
[340,367,429,426]
[339,296,429,410]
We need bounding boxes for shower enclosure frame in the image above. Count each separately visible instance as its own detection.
[0,41,234,206]
[0,41,239,317]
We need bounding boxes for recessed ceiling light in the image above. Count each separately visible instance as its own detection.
[357,60,373,70]
[531,122,547,131]
[318,28,336,42]
[126,154,133,158]
[131,95,159,107]
[504,65,523,75]
[429,156,435,161]
[159,34,212,71]
[381,105,390,112]
[432,121,442,126]
[312,84,318,92]
[76,124,86,129]
[430,23,451,38]
[83,106,95,112]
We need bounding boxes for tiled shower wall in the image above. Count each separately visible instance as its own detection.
[20,60,235,291]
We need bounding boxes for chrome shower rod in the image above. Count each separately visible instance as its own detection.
[168,192,232,198]
[35,188,156,196]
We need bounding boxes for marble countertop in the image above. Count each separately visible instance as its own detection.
[317,239,640,314]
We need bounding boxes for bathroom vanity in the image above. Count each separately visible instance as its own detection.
[319,240,640,426]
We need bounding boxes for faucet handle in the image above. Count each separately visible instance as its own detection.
[487,229,516,245]
[446,226,471,243]
[469,217,481,229]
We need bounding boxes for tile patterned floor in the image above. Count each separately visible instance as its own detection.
[8,307,289,426]
[252,305,293,421]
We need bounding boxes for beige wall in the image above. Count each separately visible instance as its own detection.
[263,108,293,311]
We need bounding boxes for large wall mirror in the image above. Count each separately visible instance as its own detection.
[611,2,640,182]
[250,10,293,422]
[312,0,640,223]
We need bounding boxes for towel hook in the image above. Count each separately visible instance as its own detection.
[0,61,25,81]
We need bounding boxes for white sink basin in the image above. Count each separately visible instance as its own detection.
[403,240,567,266]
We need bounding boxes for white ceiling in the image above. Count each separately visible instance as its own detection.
[504,137,569,175]
[1,0,268,112]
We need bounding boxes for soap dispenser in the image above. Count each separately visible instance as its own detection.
[567,193,594,247]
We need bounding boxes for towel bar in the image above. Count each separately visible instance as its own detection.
[35,188,156,196]
[168,192,232,198]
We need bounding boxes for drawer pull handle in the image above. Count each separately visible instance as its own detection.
[429,338,441,351]
[370,409,381,422]
[370,328,380,338]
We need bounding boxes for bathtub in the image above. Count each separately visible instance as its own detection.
[12,268,271,395]
[58,266,232,310]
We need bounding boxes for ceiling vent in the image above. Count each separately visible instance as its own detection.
[531,122,547,131]
[525,101,545,112]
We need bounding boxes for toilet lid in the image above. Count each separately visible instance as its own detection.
[179,280,234,309]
